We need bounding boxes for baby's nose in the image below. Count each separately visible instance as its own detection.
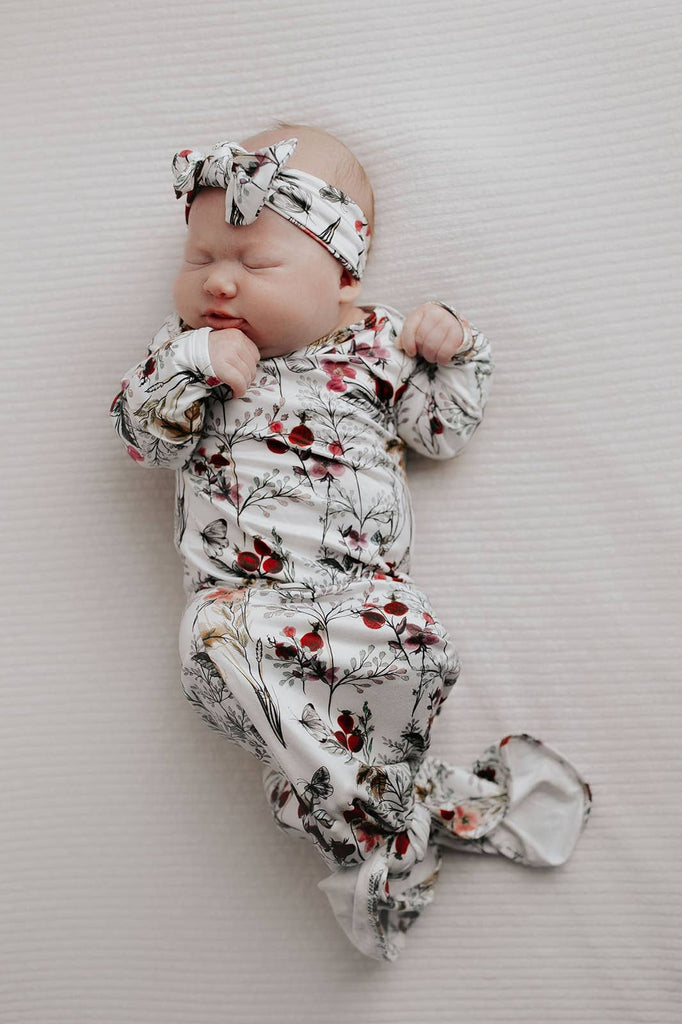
[203,262,238,297]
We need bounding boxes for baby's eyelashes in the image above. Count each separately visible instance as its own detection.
[184,256,281,271]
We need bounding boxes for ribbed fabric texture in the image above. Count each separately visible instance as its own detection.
[1,0,680,1020]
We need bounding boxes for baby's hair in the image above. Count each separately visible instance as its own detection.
[268,119,375,240]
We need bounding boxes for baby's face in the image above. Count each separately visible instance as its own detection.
[173,188,362,358]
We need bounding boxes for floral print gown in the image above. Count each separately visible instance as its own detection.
[111,304,592,962]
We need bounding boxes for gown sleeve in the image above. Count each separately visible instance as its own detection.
[394,308,494,460]
[110,313,221,469]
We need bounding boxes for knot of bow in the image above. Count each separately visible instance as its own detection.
[172,138,298,226]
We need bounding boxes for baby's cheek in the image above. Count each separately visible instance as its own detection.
[173,271,197,321]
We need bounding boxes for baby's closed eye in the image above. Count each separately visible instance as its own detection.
[243,260,282,270]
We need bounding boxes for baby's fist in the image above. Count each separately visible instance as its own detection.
[397,302,471,365]
[208,328,260,397]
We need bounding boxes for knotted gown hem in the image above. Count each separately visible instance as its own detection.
[179,580,592,963]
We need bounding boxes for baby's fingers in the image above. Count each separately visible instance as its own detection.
[395,309,425,357]
[418,321,454,363]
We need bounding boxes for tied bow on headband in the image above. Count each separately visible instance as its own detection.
[173,138,298,226]
[171,137,370,279]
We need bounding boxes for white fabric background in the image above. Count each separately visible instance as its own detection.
[2,0,680,1020]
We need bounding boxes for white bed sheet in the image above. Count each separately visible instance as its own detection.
[2,0,680,1020]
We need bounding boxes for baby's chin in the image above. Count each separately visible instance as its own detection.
[255,337,310,359]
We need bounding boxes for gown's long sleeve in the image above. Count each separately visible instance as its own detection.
[394,316,494,460]
[110,314,221,469]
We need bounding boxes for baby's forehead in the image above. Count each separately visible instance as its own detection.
[187,190,305,249]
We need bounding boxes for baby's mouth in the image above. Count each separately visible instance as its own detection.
[204,312,246,329]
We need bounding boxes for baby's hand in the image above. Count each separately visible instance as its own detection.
[397,302,471,365]
[208,328,260,397]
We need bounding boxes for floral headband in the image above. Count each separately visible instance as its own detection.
[171,138,370,280]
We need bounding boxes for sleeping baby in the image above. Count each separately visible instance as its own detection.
[110,122,592,961]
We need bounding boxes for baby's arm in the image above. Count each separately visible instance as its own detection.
[393,302,494,460]
[110,320,258,469]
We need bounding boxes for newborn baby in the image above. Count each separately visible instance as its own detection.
[111,123,592,961]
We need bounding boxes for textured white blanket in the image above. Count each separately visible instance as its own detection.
[2,0,679,1020]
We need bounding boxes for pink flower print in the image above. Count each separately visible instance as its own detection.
[404,623,440,651]
[439,803,479,834]
[328,440,344,456]
[454,804,480,834]
[347,529,367,550]
[282,626,296,638]
[355,338,390,364]
[205,587,241,602]
[126,444,145,463]
[320,359,357,393]
[309,457,345,481]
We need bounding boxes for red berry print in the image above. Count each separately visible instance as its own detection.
[374,377,393,403]
[384,601,408,616]
[266,438,289,454]
[361,609,385,630]
[253,538,272,556]
[343,801,366,824]
[288,424,314,448]
[262,556,283,574]
[395,833,410,857]
[347,731,363,753]
[337,713,354,734]
[237,551,260,572]
[301,631,323,651]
